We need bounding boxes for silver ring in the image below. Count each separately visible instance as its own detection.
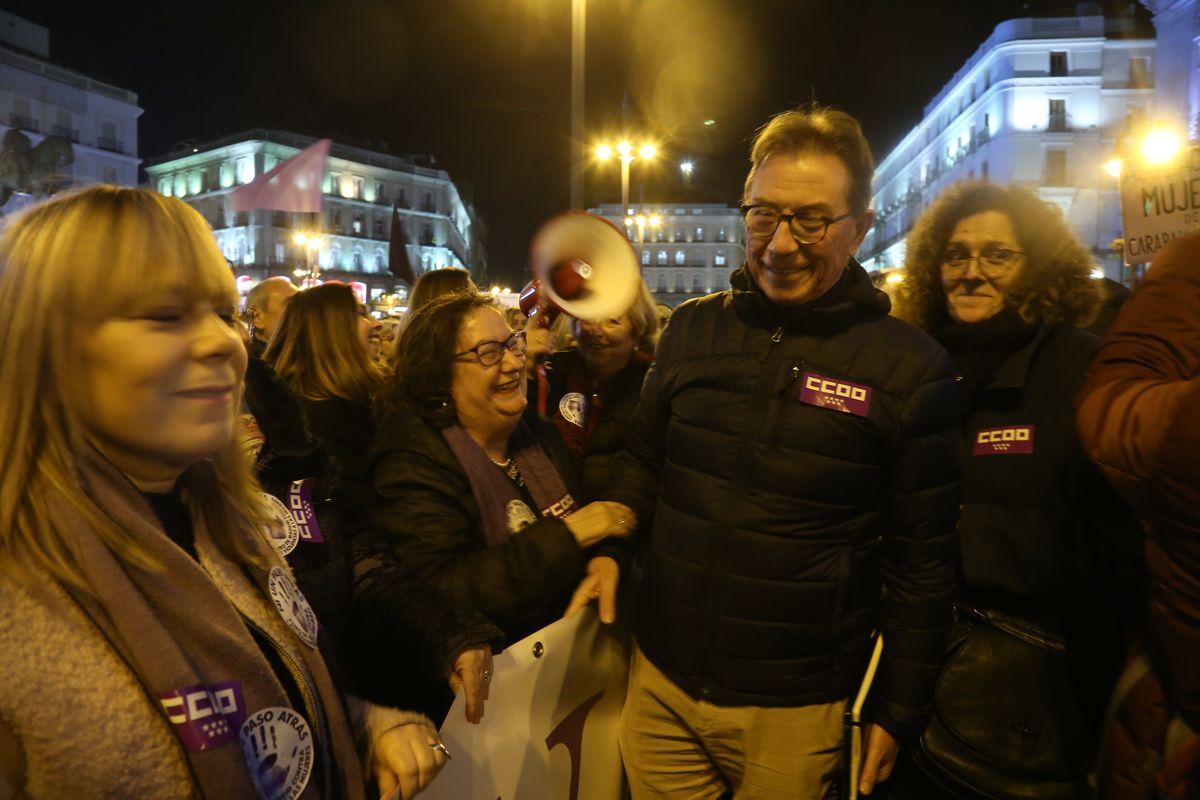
[617,518,627,528]
[431,742,452,759]
[482,668,493,681]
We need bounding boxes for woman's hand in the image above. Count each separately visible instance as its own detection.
[564,501,636,548]
[446,645,493,725]
[564,556,620,623]
[374,720,448,800]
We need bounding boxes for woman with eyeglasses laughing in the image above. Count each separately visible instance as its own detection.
[357,292,635,718]
[887,182,1142,799]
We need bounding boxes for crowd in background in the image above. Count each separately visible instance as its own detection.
[0,101,1197,800]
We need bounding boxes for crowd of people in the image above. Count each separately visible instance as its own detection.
[0,102,1196,800]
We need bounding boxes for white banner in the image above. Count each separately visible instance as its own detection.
[422,608,630,800]
[1119,145,1200,265]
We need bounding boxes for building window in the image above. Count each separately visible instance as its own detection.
[158,178,171,196]
[692,273,704,293]
[274,243,285,263]
[657,250,668,265]
[1048,99,1068,132]
[374,216,384,237]
[982,161,989,182]
[657,272,668,292]
[422,192,435,212]
[237,158,254,184]
[674,250,686,265]
[694,226,705,242]
[1044,150,1068,185]
[655,228,665,242]
[353,248,364,270]
[715,251,727,267]
[641,249,651,266]
[353,216,363,234]
[353,177,363,199]
[398,187,409,208]
[376,250,386,271]
[1050,51,1068,77]
[674,228,684,242]
[717,228,727,242]
[1129,57,1150,89]
[421,224,434,245]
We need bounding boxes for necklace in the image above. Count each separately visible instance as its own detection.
[490,455,524,487]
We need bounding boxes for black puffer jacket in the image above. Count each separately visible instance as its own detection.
[364,406,586,645]
[534,348,652,503]
[243,358,502,706]
[607,263,961,741]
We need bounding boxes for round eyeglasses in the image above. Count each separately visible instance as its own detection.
[940,246,1025,279]
[740,204,852,245]
[454,330,527,367]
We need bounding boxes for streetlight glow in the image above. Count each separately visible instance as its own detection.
[885,272,904,285]
[595,144,613,161]
[1102,159,1122,178]
[1141,129,1182,165]
[639,144,657,160]
[294,233,309,246]
[616,140,633,159]
[680,160,695,177]
[648,214,662,227]
[635,214,647,227]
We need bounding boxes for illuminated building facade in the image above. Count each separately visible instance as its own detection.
[144,130,484,299]
[859,14,1156,280]
[1141,0,1200,138]
[0,10,142,213]
[589,203,746,306]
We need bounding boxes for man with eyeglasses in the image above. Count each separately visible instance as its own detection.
[604,105,960,798]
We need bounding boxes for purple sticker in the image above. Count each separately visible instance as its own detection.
[973,425,1035,455]
[797,372,872,418]
[159,680,246,753]
[287,479,324,543]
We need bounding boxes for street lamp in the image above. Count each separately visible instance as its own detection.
[293,233,324,281]
[680,160,695,178]
[595,138,658,209]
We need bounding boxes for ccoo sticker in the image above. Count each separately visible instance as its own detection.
[267,566,319,649]
[239,706,314,800]
[261,493,300,556]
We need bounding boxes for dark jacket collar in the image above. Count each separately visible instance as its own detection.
[729,259,891,335]
[988,326,1054,391]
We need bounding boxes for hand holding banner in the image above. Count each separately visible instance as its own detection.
[421,607,630,800]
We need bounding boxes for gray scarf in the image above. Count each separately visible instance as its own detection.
[52,450,364,800]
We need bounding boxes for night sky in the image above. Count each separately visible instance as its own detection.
[15,0,1150,284]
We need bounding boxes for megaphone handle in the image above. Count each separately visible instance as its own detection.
[537,362,551,419]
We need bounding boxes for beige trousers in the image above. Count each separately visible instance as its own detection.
[619,645,846,800]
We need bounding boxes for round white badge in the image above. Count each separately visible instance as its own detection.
[261,493,300,556]
[267,566,319,649]
[559,392,588,428]
[239,706,314,800]
[506,499,537,533]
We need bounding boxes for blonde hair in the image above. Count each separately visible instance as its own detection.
[266,282,381,403]
[0,186,270,591]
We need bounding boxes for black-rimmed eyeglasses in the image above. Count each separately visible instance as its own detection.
[940,246,1025,279]
[739,204,852,245]
[455,330,527,367]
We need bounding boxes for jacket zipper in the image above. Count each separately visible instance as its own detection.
[239,613,327,756]
[702,325,789,687]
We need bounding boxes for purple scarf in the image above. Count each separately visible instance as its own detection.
[441,420,578,547]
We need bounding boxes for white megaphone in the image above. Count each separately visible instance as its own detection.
[519,212,640,328]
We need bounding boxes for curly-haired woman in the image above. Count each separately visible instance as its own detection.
[890,182,1141,799]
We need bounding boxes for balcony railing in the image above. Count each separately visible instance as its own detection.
[420,203,437,213]
[9,114,38,132]
[97,136,125,154]
[1047,115,1070,133]
[51,125,80,142]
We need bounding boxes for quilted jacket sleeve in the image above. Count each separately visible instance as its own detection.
[365,412,585,635]
[603,311,678,527]
[872,348,961,742]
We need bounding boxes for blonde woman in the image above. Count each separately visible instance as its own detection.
[0,187,445,800]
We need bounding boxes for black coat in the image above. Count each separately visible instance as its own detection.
[533,349,652,503]
[945,324,1141,738]
[606,263,961,741]
[365,406,587,646]
[243,358,502,707]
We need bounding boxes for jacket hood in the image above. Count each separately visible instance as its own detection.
[729,259,891,335]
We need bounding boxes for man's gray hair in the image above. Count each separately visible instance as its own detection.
[245,276,293,312]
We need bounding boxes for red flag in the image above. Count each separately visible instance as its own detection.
[230,138,331,213]
[388,204,415,284]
